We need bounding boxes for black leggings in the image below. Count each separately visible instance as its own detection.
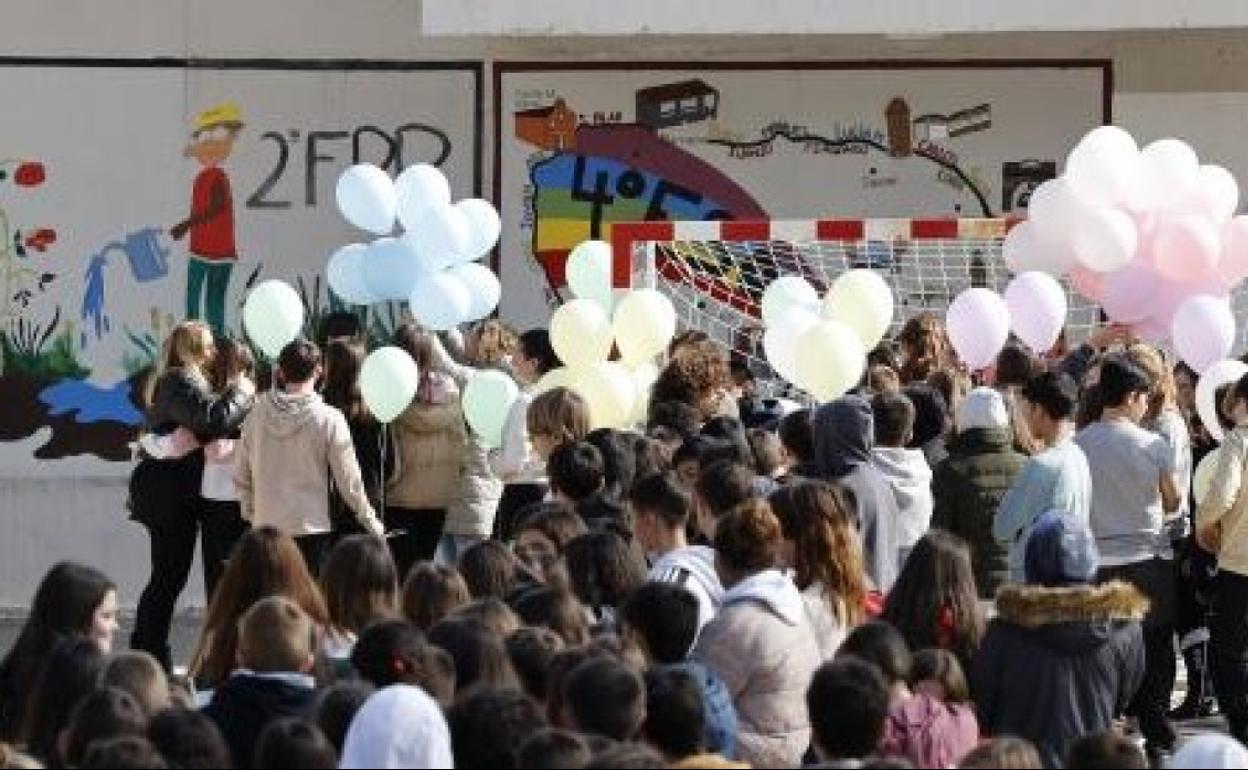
[1213,571,1248,736]
[385,508,447,581]
[132,516,198,672]
[200,500,248,601]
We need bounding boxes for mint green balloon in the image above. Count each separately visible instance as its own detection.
[462,370,521,449]
[360,347,420,424]
[243,280,305,360]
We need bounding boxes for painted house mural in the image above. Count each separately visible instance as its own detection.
[497,63,1109,327]
[0,62,480,474]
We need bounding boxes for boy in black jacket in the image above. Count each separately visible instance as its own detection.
[203,597,318,767]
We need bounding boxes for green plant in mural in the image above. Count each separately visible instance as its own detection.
[1,308,89,380]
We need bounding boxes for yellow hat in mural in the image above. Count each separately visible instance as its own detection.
[193,103,245,133]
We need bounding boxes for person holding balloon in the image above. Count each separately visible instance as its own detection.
[1197,373,1248,744]
[489,330,563,542]
[235,339,386,575]
[385,324,468,580]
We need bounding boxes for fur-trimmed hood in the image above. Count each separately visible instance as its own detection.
[996,581,1149,628]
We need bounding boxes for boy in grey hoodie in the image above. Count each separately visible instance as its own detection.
[235,340,384,571]
[871,392,934,570]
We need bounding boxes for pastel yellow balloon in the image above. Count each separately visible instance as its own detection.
[572,361,637,430]
[535,367,573,395]
[824,269,894,350]
[550,299,613,370]
[613,289,678,366]
[629,362,661,424]
[795,319,867,402]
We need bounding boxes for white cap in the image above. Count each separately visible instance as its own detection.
[956,387,1010,433]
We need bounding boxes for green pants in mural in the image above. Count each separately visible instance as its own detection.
[186,256,234,337]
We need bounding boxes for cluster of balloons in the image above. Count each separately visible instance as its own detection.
[241,280,424,426]
[1004,126,1244,373]
[329,164,504,331]
[945,272,1069,371]
[460,296,678,442]
[760,270,894,401]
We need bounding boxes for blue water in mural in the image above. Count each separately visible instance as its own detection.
[38,379,143,426]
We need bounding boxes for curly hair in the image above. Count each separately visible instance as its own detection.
[649,341,732,419]
[898,313,952,384]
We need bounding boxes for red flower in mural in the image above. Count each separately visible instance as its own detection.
[25,228,57,252]
[14,162,46,187]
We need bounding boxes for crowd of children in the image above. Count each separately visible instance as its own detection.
[2,312,1248,768]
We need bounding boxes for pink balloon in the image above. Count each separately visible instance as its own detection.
[1153,215,1222,282]
[1172,295,1237,373]
[1068,266,1106,303]
[1005,272,1068,353]
[946,288,1011,371]
[1134,317,1170,344]
[1222,216,1248,285]
[1101,265,1162,324]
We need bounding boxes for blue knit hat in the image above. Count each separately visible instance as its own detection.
[1024,510,1100,587]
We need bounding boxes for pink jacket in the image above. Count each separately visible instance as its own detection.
[881,692,979,769]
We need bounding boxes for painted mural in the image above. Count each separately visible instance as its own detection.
[497,64,1108,326]
[0,62,480,474]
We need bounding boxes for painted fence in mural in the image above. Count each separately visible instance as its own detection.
[495,62,1109,327]
[0,60,480,475]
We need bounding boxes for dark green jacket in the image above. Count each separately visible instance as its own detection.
[932,428,1028,598]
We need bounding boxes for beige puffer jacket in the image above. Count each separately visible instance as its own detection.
[387,387,468,511]
[694,570,822,768]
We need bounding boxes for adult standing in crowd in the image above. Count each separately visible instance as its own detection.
[129,321,252,671]
[1075,354,1181,757]
[235,340,385,574]
[491,330,561,541]
[386,324,467,578]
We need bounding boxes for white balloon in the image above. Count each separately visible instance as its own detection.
[327,244,378,306]
[1137,139,1201,212]
[824,269,894,350]
[336,165,397,235]
[566,240,614,313]
[359,347,420,424]
[574,361,638,430]
[1065,126,1141,208]
[363,237,431,302]
[1073,208,1139,274]
[455,198,502,261]
[764,307,820,385]
[550,299,614,369]
[408,205,474,271]
[794,320,868,402]
[1004,272,1068,353]
[449,262,502,321]
[243,281,305,360]
[762,276,820,327]
[1197,359,1248,443]
[1172,295,1236,374]
[1174,165,1241,223]
[613,289,678,366]
[1002,221,1077,277]
[946,288,1011,371]
[1027,178,1085,242]
[408,271,472,332]
[395,164,452,230]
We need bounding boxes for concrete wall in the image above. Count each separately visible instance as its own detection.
[423,0,1248,36]
[3,1,1248,608]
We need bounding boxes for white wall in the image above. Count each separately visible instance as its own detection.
[424,0,1248,36]
[4,0,1248,608]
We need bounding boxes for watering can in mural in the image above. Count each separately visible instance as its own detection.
[96,227,171,283]
[82,228,171,345]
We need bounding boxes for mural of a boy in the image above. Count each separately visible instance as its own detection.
[171,103,243,336]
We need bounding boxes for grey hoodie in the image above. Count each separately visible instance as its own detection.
[813,397,904,591]
[873,446,935,564]
[694,570,821,768]
[236,390,383,538]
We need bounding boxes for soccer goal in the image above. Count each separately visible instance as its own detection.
[609,218,1104,389]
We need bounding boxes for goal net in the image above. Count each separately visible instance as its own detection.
[611,218,1102,393]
